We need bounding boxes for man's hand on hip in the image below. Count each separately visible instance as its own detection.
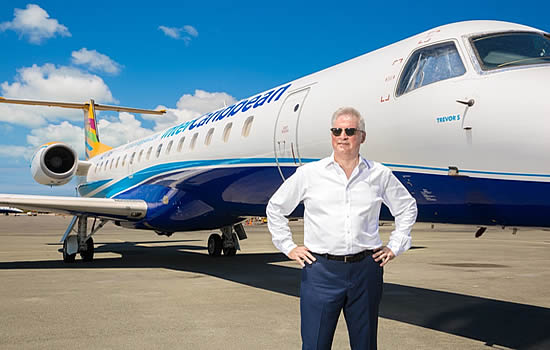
[288,246,316,268]
[373,246,395,267]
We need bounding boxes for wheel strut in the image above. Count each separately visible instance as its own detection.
[61,216,107,263]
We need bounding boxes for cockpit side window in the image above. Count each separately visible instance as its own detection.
[470,32,550,70]
[396,41,466,97]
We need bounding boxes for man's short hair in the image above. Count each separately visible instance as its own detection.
[331,107,366,132]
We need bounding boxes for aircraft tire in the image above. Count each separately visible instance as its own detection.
[208,233,222,257]
[222,247,237,256]
[63,239,76,263]
[80,237,94,262]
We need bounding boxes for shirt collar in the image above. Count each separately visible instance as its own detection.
[326,153,371,170]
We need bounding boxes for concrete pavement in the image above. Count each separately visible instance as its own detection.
[0,215,549,349]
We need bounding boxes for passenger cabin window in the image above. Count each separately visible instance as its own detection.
[190,133,198,150]
[222,123,232,143]
[396,41,466,96]
[470,32,550,70]
[242,116,254,137]
[156,144,163,158]
[121,154,127,167]
[130,152,136,165]
[146,147,152,160]
[166,140,173,154]
[115,157,120,168]
[177,137,185,152]
[205,128,214,146]
[138,149,144,162]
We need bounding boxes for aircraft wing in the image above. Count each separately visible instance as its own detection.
[0,194,147,220]
[0,206,23,214]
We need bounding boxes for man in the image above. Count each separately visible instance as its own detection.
[266,107,417,349]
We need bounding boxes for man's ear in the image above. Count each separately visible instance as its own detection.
[361,132,366,143]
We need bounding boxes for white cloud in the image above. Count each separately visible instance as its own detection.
[20,113,154,160]
[158,25,198,45]
[0,106,47,128]
[2,64,116,102]
[183,25,199,38]
[0,145,33,159]
[97,112,155,146]
[27,121,84,157]
[142,89,237,132]
[121,88,237,136]
[158,25,180,39]
[176,89,236,114]
[0,4,70,44]
[147,107,199,132]
[23,113,156,158]
[0,63,116,127]
[1,89,237,161]
[71,48,122,75]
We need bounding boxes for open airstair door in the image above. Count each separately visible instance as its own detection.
[274,88,309,179]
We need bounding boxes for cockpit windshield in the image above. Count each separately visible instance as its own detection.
[470,32,550,70]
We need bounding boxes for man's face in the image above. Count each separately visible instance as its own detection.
[331,114,365,158]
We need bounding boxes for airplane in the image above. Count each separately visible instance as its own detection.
[1,20,549,263]
[0,206,23,215]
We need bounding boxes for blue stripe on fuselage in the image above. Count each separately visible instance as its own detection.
[81,158,318,198]
[78,158,550,230]
[77,179,112,197]
[107,165,550,231]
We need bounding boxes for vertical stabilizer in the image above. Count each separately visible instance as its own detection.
[85,99,112,160]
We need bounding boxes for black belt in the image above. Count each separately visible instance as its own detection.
[313,249,374,263]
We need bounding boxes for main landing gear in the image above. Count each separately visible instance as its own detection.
[207,223,247,257]
[61,215,107,263]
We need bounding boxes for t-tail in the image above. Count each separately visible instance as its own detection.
[0,96,166,160]
[85,99,112,160]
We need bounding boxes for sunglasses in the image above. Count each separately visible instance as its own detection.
[330,128,363,137]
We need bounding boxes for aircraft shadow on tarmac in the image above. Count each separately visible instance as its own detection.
[0,240,548,350]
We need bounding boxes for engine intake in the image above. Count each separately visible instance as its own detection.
[31,143,79,186]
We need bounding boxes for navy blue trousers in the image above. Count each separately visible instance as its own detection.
[300,254,383,350]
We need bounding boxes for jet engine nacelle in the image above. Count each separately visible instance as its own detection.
[31,143,79,186]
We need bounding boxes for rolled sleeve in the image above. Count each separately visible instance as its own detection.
[381,171,418,256]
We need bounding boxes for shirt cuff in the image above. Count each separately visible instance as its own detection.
[387,232,412,256]
[281,241,298,257]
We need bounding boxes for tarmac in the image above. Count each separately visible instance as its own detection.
[0,215,549,350]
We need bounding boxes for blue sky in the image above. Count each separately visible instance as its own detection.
[0,0,548,196]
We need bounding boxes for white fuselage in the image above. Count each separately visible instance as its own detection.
[81,20,550,229]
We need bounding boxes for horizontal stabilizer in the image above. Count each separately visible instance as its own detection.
[0,97,166,115]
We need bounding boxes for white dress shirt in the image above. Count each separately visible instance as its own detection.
[266,154,417,257]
